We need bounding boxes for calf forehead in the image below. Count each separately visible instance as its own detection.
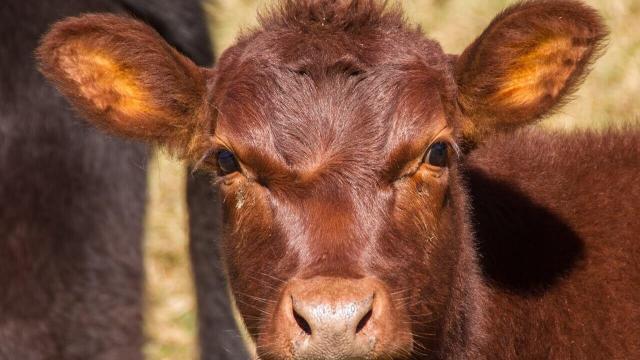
[213,35,454,177]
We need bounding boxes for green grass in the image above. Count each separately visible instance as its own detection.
[143,1,640,358]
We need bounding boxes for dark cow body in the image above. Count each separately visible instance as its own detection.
[188,177,250,359]
[1,0,246,358]
[36,0,639,359]
[1,2,146,358]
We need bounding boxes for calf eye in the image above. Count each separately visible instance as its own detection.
[217,149,240,175]
[425,142,448,167]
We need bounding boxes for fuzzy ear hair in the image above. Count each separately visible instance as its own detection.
[454,0,608,145]
[37,14,211,158]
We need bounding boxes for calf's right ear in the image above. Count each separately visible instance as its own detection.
[37,14,211,158]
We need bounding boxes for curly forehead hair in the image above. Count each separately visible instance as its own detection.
[259,0,402,30]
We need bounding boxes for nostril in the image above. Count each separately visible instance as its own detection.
[355,308,373,334]
[293,308,312,335]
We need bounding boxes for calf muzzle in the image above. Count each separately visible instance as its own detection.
[267,276,413,359]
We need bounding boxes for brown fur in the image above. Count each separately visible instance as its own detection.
[468,128,640,358]
[37,0,638,358]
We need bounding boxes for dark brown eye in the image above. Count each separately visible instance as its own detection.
[425,142,448,167]
[217,149,240,175]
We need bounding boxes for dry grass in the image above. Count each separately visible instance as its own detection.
[143,0,640,358]
[143,154,195,360]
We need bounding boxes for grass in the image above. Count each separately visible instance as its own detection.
[143,154,195,360]
[143,0,640,358]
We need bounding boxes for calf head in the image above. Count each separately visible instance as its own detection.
[38,1,605,358]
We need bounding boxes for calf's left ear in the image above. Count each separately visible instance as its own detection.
[454,0,607,145]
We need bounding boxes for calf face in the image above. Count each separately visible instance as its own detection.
[37,0,606,358]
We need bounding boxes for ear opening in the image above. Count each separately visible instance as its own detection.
[454,0,608,146]
[37,14,212,159]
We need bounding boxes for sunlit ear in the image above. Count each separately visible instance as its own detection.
[454,0,607,145]
[37,14,211,158]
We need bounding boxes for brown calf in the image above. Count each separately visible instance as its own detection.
[37,0,639,358]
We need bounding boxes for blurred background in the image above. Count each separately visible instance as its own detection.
[143,0,640,358]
